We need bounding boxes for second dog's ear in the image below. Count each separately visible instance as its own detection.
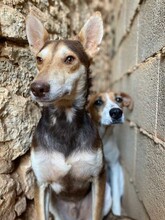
[77,12,103,58]
[120,92,134,110]
[26,14,49,55]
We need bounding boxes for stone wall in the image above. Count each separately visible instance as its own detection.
[0,0,112,219]
[111,1,165,220]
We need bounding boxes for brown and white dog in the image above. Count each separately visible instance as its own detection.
[88,91,133,216]
[26,12,111,220]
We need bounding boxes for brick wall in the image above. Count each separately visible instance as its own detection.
[111,1,165,220]
[0,1,112,219]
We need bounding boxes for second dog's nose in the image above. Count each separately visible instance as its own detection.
[31,82,50,97]
[109,108,123,120]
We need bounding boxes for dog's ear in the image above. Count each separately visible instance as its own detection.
[86,92,97,110]
[77,11,103,58]
[26,14,49,55]
[120,92,133,110]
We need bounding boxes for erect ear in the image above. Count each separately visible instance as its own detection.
[120,92,134,110]
[77,11,103,58]
[26,13,49,55]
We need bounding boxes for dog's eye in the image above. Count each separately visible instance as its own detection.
[115,96,123,103]
[64,56,75,64]
[94,99,103,106]
[36,56,43,64]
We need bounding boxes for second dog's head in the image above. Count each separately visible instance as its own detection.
[88,92,133,125]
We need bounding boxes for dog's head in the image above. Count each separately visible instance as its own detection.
[26,12,103,106]
[87,92,133,125]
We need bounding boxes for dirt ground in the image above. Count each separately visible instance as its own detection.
[105,212,135,220]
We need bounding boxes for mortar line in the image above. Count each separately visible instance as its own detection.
[133,126,137,183]
[154,56,160,137]
[110,48,163,86]
[126,120,165,148]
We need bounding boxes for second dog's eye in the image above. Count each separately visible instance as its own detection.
[36,56,43,64]
[64,56,75,64]
[94,99,103,106]
[115,96,123,103]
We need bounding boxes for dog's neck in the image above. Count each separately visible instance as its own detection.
[32,66,98,156]
[98,125,114,139]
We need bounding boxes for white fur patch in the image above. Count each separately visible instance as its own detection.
[39,46,50,58]
[68,149,103,179]
[31,150,72,184]
[51,183,64,194]
[65,108,75,123]
[101,94,124,125]
[103,182,112,216]
[31,149,103,184]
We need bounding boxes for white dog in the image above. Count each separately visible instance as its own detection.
[88,91,133,216]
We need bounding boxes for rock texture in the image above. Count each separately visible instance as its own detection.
[0,0,113,219]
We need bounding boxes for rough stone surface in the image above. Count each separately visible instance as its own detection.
[0,175,17,220]
[15,196,27,216]
[0,93,40,160]
[0,4,26,40]
[0,0,113,219]
[0,158,14,174]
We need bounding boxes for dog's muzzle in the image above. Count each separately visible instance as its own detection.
[109,108,123,120]
[31,81,50,98]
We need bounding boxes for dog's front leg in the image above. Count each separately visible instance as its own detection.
[111,162,122,216]
[92,169,106,220]
[34,182,49,220]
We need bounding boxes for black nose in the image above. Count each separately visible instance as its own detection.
[109,108,123,120]
[30,82,50,98]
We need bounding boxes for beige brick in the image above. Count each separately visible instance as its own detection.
[112,15,138,82]
[125,0,141,30]
[112,57,159,135]
[157,57,165,141]
[115,0,140,49]
[138,0,165,62]
[123,170,150,220]
[115,1,127,48]
[111,47,123,82]
[120,15,139,75]
[135,131,165,220]
[114,123,137,180]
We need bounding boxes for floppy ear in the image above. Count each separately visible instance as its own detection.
[77,11,103,58]
[86,92,97,110]
[120,92,134,110]
[26,13,49,55]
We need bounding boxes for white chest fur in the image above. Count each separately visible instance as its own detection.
[31,148,103,189]
[99,126,119,165]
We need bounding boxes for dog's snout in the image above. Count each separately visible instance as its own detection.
[109,108,123,120]
[31,82,50,98]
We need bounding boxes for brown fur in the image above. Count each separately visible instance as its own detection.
[88,92,133,124]
[26,12,106,220]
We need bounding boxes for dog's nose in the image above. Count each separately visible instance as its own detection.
[31,82,50,97]
[109,108,123,120]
